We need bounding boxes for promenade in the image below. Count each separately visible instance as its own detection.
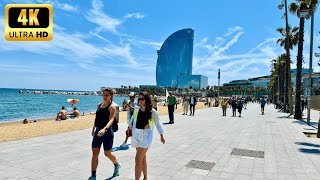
[0,103,319,180]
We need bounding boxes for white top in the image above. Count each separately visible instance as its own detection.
[126,100,137,126]
[151,95,158,108]
[131,106,164,135]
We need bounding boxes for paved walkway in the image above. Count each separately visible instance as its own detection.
[0,103,319,180]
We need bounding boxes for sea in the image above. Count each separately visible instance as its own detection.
[0,88,130,123]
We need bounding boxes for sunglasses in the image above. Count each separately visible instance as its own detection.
[138,98,145,101]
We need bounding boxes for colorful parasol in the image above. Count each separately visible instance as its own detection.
[67,99,79,105]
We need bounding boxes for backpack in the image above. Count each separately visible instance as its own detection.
[99,103,119,132]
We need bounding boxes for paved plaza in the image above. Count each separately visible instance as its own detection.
[0,103,319,180]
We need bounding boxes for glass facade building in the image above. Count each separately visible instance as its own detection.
[156,29,194,87]
[178,75,208,89]
[156,29,208,89]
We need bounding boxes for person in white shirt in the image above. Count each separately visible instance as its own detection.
[150,91,158,111]
[129,92,165,180]
[182,94,189,115]
[189,94,197,116]
[120,92,137,148]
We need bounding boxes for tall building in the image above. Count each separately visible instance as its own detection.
[156,28,208,89]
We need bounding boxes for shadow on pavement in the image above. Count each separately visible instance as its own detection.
[295,142,320,148]
[292,119,318,129]
[299,148,320,155]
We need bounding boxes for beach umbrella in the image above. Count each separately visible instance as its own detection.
[67,99,79,106]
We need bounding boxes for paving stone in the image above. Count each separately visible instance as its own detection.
[0,105,319,179]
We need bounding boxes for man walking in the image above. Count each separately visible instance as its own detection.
[189,94,197,116]
[260,97,267,115]
[231,97,237,117]
[167,91,176,124]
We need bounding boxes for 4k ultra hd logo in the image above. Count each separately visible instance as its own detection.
[5,4,53,41]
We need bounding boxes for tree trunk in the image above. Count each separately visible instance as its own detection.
[294,17,305,119]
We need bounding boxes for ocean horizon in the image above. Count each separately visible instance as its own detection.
[0,88,130,123]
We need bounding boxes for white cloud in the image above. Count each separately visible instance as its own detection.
[124,13,145,19]
[224,26,243,37]
[193,27,283,85]
[103,44,137,65]
[194,27,244,71]
[0,16,137,68]
[85,0,122,34]
[10,0,78,12]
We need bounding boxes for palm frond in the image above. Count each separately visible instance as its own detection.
[289,2,299,14]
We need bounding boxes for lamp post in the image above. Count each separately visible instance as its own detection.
[297,6,313,124]
[307,10,314,125]
[218,69,220,99]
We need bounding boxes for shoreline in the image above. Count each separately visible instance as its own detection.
[0,102,209,143]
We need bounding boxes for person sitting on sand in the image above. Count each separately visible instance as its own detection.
[71,107,80,118]
[56,106,67,120]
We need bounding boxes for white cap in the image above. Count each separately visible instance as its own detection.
[129,92,135,97]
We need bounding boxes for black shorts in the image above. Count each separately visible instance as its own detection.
[92,127,114,150]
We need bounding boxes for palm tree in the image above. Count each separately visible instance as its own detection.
[289,0,318,119]
[277,25,299,112]
[276,26,299,50]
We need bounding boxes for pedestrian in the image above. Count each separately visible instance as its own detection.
[189,94,197,116]
[167,91,176,124]
[260,97,267,115]
[89,88,121,180]
[130,92,165,180]
[231,97,237,117]
[120,92,137,148]
[237,99,244,117]
[244,98,248,109]
[182,94,189,115]
[150,91,158,111]
[221,98,228,116]
[304,99,308,110]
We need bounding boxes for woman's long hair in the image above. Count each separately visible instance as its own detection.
[140,92,152,120]
[103,88,114,103]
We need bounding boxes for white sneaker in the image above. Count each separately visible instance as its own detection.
[120,142,126,148]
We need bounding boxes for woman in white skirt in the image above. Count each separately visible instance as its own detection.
[130,92,165,180]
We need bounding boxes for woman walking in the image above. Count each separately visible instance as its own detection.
[89,88,121,180]
[221,98,228,116]
[130,92,165,180]
[182,94,189,115]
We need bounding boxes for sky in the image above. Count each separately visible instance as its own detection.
[0,0,320,91]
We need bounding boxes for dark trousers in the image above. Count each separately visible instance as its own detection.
[168,105,175,122]
[190,104,195,115]
[232,106,236,116]
[222,106,227,116]
[261,105,265,113]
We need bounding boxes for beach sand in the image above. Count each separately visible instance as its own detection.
[0,102,208,142]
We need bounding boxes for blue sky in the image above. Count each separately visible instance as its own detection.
[0,0,320,91]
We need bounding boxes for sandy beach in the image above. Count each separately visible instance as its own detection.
[0,102,208,142]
